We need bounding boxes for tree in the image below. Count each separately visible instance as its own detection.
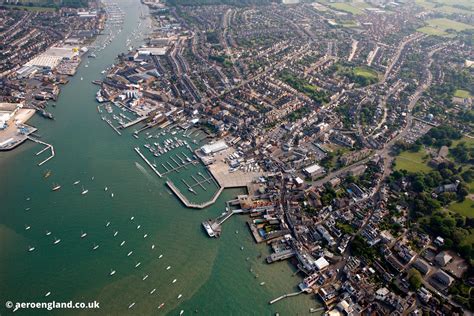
[408,268,423,290]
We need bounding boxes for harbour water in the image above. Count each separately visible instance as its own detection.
[0,0,319,314]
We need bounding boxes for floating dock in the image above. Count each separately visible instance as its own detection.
[28,137,54,166]
[166,180,223,209]
[120,116,147,129]
[134,147,162,177]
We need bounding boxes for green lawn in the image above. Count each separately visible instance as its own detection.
[330,3,364,15]
[354,67,379,80]
[417,26,449,37]
[426,18,474,32]
[3,4,56,11]
[395,150,432,173]
[449,198,474,218]
[454,89,472,98]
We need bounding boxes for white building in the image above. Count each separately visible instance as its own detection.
[201,140,228,155]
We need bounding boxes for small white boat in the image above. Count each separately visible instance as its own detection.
[128,302,135,309]
[80,77,83,81]
[73,180,80,185]
[137,225,141,229]
[142,274,148,281]
[166,266,171,270]
[158,254,163,259]
[111,193,114,198]
[28,246,35,252]
[26,197,31,201]
[127,251,133,257]
[260,282,265,286]
[150,288,156,295]
[177,294,182,299]
[172,279,177,284]
[81,187,89,195]
[120,241,125,246]
[81,231,87,238]
[25,225,31,230]
[53,237,61,245]
[143,234,148,238]
[110,269,116,276]
[158,303,165,309]
[180,310,184,316]
[93,244,99,250]
[25,207,31,211]
[106,221,110,227]
[130,216,134,221]
[151,244,155,249]
[45,292,51,297]
[46,230,51,236]
[104,187,108,191]
[114,231,118,237]
[135,262,141,268]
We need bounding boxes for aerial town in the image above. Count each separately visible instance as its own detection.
[0,0,473,314]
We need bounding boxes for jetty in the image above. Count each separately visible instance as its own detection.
[202,208,245,237]
[28,137,54,166]
[134,147,162,177]
[120,116,147,129]
[106,119,122,135]
[269,291,304,305]
[166,180,223,209]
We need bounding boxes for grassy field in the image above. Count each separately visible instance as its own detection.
[426,18,474,32]
[449,197,474,218]
[395,150,432,173]
[415,0,474,13]
[354,66,379,80]
[417,26,449,37]
[454,89,472,98]
[3,4,56,11]
[330,3,364,15]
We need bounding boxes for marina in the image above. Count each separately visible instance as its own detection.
[0,0,317,315]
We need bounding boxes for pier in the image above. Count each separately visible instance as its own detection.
[269,291,304,305]
[28,137,55,166]
[120,116,147,129]
[106,119,122,135]
[166,180,223,209]
[202,208,245,237]
[134,147,163,177]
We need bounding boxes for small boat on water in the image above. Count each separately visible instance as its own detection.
[120,241,125,246]
[93,243,99,250]
[104,187,108,191]
[260,282,265,286]
[158,303,165,309]
[151,244,155,249]
[180,310,184,316]
[128,302,135,309]
[25,207,30,211]
[53,237,61,245]
[28,246,35,252]
[150,288,156,295]
[113,231,118,237]
[143,234,148,238]
[172,279,177,284]
[135,262,141,268]
[111,193,114,198]
[26,197,31,201]
[73,180,80,185]
[127,251,133,257]
[25,225,31,230]
[45,292,51,297]
[52,184,61,191]
[46,230,51,236]
[142,274,148,281]
[130,216,134,221]
[106,221,110,227]
[44,170,52,178]
[81,231,87,238]
[177,294,182,299]
[110,269,116,276]
[166,266,171,270]
[81,186,89,195]
[158,254,163,259]
[137,225,141,229]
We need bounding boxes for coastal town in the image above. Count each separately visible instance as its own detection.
[0,0,473,314]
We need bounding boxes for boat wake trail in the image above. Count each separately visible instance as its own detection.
[135,162,155,182]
